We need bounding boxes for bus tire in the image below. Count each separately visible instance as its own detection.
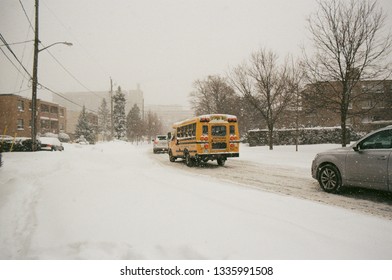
[169,150,176,162]
[185,152,194,167]
[217,158,226,166]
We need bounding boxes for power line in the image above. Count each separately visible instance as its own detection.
[0,34,98,113]
[19,0,35,32]
[0,47,29,78]
[0,88,30,95]
[0,33,33,79]
[0,39,34,46]
[41,45,105,100]
[40,84,98,113]
[2,2,105,114]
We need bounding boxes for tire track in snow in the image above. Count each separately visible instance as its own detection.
[150,152,392,220]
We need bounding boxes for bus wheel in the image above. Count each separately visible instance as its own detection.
[217,158,226,166]
[185,152,194,167]
[169,150,176,162]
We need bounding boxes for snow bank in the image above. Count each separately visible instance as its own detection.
[1,142,392,260]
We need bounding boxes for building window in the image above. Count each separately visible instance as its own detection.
[41,104,49,112]
[50,106,58,114]
[361,100,373,109]
[50,120,58,132]
[59,108,64,117]
[17,119,24,130]
[376,100,386,109]
[17,100,24,111]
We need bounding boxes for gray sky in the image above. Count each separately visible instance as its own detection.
[1,0,391,107]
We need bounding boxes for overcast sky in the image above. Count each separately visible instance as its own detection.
[1,0,391,108]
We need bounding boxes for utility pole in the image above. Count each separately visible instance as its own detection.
[31,0,39,151]
[110,77,114,139]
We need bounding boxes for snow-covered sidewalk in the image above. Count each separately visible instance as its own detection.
[1,141,392,259]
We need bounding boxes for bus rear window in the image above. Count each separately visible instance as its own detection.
[230,125,235,135]
[202,125,208,135]
[211,126,226,136]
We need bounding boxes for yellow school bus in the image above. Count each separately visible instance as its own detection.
[168,114,240,167]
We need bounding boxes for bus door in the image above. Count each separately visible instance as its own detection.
[210,123,228,152]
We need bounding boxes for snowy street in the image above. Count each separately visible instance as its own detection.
[1,142,392,259]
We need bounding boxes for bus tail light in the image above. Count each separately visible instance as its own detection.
[204,143,209,149]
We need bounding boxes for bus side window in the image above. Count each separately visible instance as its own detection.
[202,125,208,135]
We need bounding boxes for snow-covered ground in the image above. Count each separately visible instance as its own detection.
[1,141,392,260]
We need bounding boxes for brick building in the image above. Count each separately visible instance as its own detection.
[301,80,392,133]
[0,94,67,138]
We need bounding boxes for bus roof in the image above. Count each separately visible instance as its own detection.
[172,114,237,128]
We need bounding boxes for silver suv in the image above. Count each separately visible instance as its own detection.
[152,135,168,154]
[312,125,392,193]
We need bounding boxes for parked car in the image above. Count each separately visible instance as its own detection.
[39,137,64,151]
[152,135,168,153]
[312,125,392,193]
[0,137,41,152]
[18,138,41,151]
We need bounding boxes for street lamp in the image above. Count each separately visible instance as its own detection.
[31,41,72,151]
[39,41,73,52]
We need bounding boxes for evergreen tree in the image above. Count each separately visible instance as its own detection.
[75,105,95,144]
[126,104,144,142]
[97,98,111,141]
[113,86,127,140]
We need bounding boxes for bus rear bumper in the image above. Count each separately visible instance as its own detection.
[196,152,239,161]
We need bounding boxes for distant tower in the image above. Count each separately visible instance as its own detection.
[127,84,144,119]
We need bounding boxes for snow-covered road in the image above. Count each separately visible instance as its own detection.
[1,141,392,259]
[152,146,392,220]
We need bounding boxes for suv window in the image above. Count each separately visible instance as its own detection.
[359,129,392,149]
[157,136,167,140]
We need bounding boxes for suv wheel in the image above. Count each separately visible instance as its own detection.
[318,164,341,193]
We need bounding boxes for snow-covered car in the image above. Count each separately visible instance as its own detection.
[311,125,392,193]
[152,135,168,153]
[39,137,64,151]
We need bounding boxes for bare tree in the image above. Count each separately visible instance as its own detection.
[190,75,238,115]
[288,58,306,151]
[304,0,392,146]
[144,110,163,140]
[229,49,294,150]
